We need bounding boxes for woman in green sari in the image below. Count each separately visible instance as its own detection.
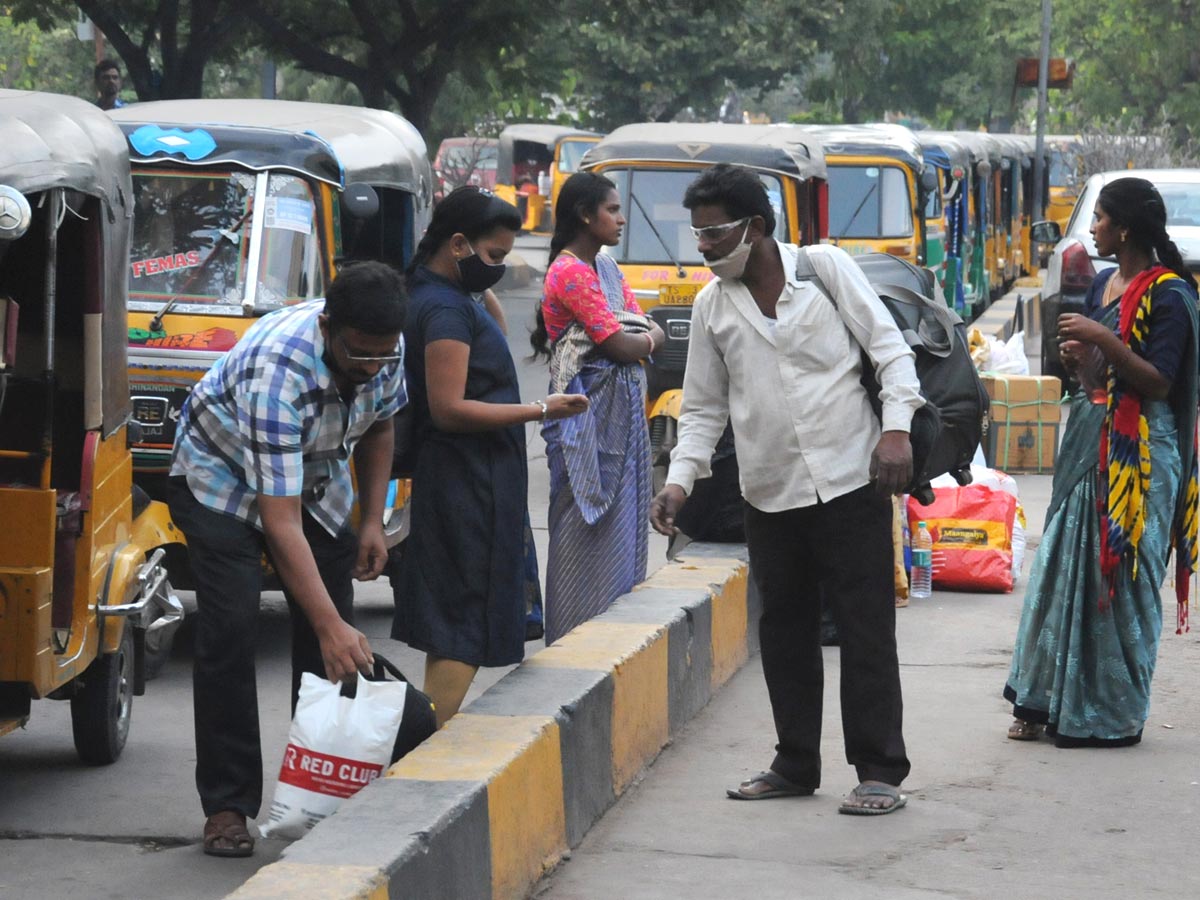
[1005,177,1199,748]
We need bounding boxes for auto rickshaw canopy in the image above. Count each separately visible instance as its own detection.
[916,132,972,175]
[799,123,925,174]
[580,123,827,182]
[496,124,601,188]
[0,89,132,435]
[111,99,434,198]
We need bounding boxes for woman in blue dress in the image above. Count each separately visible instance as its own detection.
[1004,177,1199,747]
[392,187,587,726]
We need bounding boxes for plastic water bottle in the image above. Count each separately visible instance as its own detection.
[910,521,933,599]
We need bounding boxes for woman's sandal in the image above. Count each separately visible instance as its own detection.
[203,810,255,858]
[1007,719,1043,741]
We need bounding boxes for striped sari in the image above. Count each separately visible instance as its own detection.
[542,254,651,644]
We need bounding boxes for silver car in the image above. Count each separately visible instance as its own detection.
[1034,168,1200,384]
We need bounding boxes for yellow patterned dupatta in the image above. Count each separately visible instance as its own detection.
[1098,266,1199,632]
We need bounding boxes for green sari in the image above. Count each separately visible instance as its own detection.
[1004,294,1198,746]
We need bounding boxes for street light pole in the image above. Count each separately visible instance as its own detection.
[1031,0,1052,234]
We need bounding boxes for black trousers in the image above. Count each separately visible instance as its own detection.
[744,484,910,789]
[168,478,357,819]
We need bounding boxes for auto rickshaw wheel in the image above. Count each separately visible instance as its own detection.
[70,627,134,765]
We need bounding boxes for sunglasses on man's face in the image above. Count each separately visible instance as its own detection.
[689,217,750,242]
[337,334,402,364]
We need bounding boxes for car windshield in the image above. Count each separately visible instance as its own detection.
[254,174,326,312]
[1068,179,1200,259]
[128,169,325,314]
[128,169,254,309]
[605,168,787,265]
[827,164,914,238]
[557,139,595,174]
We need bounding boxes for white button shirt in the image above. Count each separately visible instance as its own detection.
[666,242,922,512]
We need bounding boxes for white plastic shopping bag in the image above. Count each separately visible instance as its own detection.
[259,671,407,840]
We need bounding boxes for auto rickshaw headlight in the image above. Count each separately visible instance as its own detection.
[0,186,32,242]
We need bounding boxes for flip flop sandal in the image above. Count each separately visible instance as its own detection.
[726,770,814,800]
[838,782,907,816]
[203,811,255,858]
[1007,719,1044,741]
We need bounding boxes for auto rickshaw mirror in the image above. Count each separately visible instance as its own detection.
[343,182,380,219]
[919,167,939,194]
[1030,220,1061,245]
[0,185,32,242]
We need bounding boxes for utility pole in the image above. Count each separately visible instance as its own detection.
[1031,0,1052,231]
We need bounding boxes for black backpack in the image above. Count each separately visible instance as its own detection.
[795,249,989,506]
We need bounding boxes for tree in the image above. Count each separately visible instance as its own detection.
[550,1,827,129]
[245,0,547,134]
[10,1,250,100]
[1054,0,1200,137]
[0,13,93,98]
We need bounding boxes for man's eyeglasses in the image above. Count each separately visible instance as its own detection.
[337,334,402,364]
[689,217,750,242]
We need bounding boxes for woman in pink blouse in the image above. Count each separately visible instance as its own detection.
[531,172,665,643]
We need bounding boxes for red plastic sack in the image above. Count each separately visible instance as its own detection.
[908,484,1016,592]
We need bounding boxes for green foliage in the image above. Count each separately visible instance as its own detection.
[0,13,93,98]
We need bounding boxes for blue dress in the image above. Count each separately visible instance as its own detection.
[390,267,538,666]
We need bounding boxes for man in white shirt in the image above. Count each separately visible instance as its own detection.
[650,164,922,815]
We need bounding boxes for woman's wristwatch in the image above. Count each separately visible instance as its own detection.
[530,399,549,420]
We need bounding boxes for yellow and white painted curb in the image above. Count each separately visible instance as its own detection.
[228,543,753,900]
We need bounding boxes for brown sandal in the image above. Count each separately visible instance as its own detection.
[203,810,255,857]
[1007,719,1043,741]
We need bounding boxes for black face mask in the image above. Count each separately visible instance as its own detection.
[457,243,506,293]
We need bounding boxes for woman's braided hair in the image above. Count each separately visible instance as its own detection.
[1097,177,1197,290]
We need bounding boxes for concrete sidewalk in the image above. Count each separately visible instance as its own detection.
[533,474,1200,899]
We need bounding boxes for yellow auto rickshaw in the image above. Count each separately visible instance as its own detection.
[108,100,432,556]
[494,124,601,233]
[0,90,184,763]
[800,123,937,266]
[579,123,827,475]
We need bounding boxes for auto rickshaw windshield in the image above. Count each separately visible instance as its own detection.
[128,169,325,314]
[604,168,788,266]
[827,165,914,239]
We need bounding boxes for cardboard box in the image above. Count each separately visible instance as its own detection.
[981,374,1062,473]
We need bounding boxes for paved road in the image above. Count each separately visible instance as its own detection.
[533,473,1200,900]
[0,239,670,899]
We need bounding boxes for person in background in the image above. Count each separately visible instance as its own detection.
[1004,177,1199,747]
[391,186,587,727]
[93,58,126,110]
[168,261,406,857]
[650,164,920,815]
[531,172,664,644]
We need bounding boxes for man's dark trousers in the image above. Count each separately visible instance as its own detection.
[168,478,357,818]
[744,483,910,790]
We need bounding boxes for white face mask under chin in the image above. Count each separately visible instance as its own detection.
[706,223,752,279]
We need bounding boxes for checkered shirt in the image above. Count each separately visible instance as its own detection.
[170,299,406,536]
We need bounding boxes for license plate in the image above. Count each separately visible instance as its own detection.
[658,284,698,306]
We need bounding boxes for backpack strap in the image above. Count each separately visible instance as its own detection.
[794,246,835,307]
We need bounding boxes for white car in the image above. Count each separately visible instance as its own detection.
[1034,168,1200,383]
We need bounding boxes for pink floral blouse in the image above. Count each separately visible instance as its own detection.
[541,253,643,344]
